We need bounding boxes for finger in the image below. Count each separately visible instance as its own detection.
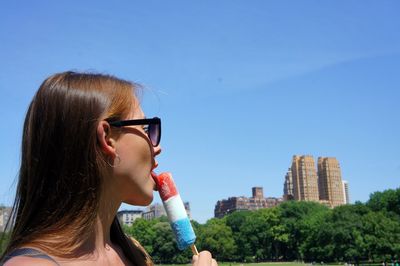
[192,255,199,265]
[197,251,212,264]
[212,258,218,266]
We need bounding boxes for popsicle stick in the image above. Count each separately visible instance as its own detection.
[191,244,199,255]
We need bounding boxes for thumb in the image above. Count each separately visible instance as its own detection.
[192,255,199,265]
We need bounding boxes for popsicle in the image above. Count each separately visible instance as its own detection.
[153,172,198,254]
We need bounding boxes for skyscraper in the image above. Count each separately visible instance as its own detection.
[291,155,319,202]
[318,157,345,207]
[283,168,294,200]
[342,180,350,204]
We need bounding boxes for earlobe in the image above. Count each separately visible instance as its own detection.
[97,121,116,156]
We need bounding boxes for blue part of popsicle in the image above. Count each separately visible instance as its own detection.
[170,217,196,250]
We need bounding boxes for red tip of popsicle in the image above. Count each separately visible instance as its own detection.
[154,172,178,201]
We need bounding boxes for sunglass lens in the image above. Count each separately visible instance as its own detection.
[149,124,160,146]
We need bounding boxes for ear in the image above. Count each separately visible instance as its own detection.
[97,121,117,157]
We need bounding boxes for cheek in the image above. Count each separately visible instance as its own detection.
[117,136,153,179]
[115,141,154,205]
[134,140,153,171]
[112,133,156,205]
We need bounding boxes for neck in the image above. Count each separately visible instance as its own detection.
[76,180,122,255]
[94,182,122,250]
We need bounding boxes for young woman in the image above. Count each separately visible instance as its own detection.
[1,72,217,266]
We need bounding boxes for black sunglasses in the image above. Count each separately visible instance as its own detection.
[109,117,161,147]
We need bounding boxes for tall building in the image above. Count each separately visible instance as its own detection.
[317,157,345,207]
[342,180,350,204]
[283,168,294,200]
[214,187,282,218]
[291,155,319,202]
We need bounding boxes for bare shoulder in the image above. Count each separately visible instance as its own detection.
[4,256,57,266]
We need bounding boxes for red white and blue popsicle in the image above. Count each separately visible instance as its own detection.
[153,172,198,254]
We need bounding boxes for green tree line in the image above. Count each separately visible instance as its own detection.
[124,188,400,264]
[1,188,399,263]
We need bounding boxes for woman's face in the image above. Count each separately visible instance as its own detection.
[112,103,161,206]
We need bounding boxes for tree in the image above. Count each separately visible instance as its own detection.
[330,204,369,262]
[151,221,177,263]
[235,208,284,261]
[197,218,236,261]
[362,211,400,261]
[125,217,193,264]
[225,210,252,261]
[367,188,400,217]
[0,232,10,256]
[299,207,334,261]
[122,188,400,264]
[278,201,329,260]
[124,218,156,254]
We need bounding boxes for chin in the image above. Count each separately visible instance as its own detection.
[124,192,154,206]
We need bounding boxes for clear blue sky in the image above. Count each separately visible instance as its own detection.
[1,1,399,223]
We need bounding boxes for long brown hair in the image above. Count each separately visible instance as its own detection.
[1,71,153,265]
